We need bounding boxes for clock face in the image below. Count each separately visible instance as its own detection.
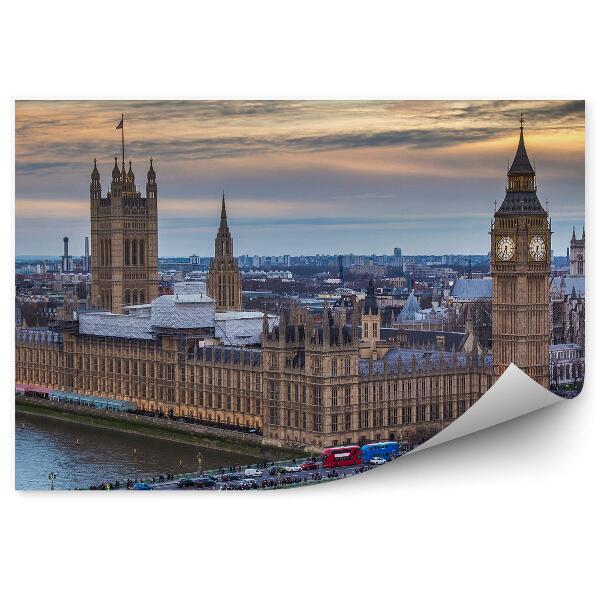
[496,236,515,261]
[529,235,546,261]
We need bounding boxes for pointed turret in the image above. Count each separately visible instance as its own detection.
[112,156,120,180]
[363,278,379,316]
[147,157,156,181]
[146,157,157,201]
[91,158,100,180]
[90,158,101,200]
[127,160,135,182]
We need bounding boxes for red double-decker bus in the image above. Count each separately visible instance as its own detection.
[321,445,362,468]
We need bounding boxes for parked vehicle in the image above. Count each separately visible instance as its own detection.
[221,472,241,481]
[300,461,319,470]
[194,476,217,488]
[284,465,302,473]
[244,468,263,478]
[132,482,152,490]
[361,441,400,462]
[321,445,362,468]
[177,478,196,488]
[369,457,387,465]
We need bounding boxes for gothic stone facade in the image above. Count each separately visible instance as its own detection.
[16,312,492,450]
[90,158,159,314]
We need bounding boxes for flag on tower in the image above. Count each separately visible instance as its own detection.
[116,117,123,129]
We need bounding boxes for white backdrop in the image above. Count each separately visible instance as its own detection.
[1,2,597,598]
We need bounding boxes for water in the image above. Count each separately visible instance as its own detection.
[15,412,261,490]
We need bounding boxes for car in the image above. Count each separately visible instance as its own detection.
[300,461,319,471]
[221,472,241,482]
[370,457,387,465]
[283,465,302,473]
[244,468,263,478]
[194,477,217,489]
[177,478,196,488]
[132,482,152,490]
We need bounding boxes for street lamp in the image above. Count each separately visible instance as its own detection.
[48,471,57,491]
[197,452,203,475]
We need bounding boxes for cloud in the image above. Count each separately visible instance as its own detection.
[14,100,585,255]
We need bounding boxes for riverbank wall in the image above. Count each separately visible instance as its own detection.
[15,395,305,460]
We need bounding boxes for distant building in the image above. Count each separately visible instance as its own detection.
[60,237,72,273]
[550,343,584,387]
[550,276,585,347]
[569,227,584,276]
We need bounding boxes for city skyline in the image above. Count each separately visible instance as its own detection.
[16,100,585,256]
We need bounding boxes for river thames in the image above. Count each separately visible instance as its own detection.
[15,412,260,490]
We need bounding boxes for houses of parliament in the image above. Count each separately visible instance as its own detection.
[15,121,554,451]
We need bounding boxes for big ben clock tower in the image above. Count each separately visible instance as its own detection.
[491,116,551,387]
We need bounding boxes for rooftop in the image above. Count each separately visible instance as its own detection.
[360,347,491,376]
[450,278,492,300]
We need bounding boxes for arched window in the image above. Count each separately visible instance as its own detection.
[125,289,131,305]
[577,254,584,275]
[131,240,138,265]
[108,240,112,266]
[124,240,130,266]
[139,290,145,304]
[132,289,139,305]
[139,239,145,265]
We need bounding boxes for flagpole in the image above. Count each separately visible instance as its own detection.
[121,113,125,170]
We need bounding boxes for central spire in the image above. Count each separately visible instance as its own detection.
[207,192,242,311]
[220,191,228,227]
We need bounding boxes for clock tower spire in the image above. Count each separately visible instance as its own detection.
[491,116,551,387]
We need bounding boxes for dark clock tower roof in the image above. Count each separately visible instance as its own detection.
[496,116,546,216]
[508,123,535,175]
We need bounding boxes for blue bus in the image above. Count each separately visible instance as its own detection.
[361,441,400,462]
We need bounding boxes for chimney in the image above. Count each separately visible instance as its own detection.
[84,236,90,272]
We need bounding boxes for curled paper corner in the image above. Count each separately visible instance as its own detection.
[409,364,563,455]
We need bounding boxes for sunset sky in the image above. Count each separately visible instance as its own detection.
[15,100,585,257]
